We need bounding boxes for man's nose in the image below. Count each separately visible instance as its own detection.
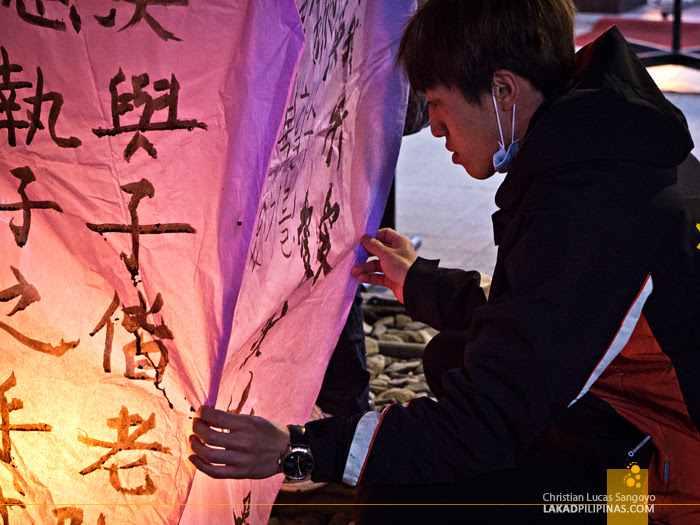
[429,116,446,138]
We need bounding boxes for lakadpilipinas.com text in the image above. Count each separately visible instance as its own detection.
[542,493,655,514]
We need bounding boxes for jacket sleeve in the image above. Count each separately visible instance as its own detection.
[307,174,658,485]
[403,257,489,331]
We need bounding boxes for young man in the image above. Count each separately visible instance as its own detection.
[190,1,700,522]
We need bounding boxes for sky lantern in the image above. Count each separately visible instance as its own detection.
[0,0,411,522]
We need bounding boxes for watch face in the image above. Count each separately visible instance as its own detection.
[282,448,314,480]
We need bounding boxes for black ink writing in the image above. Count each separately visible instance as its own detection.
[276,84,316,172]
[0,482,25,525]
[108,0,188,41]
[0,166,63,247]
[278,188,296,259]
[121,291,172,383]
[0,265,79,356]
[86,178,196,284]
[3,0,188,41]
[297,190,314,280]
[90,290,173,404]
[0,319,79,356]
[78,406,170,495]
[313,183,339,283]
[0,266,40,316]
[0,47,81,148]
[0,371,52,464]
[0,322,76,357]
[90,291,120,374]
[239,301,288,369]
[53,506,106,525]
[92,69,206,162]
[233,491,251,525]
[227,371,253,416]
[321,93,348,169]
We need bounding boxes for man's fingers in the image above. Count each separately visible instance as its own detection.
[189,433,258,468]
[358,273,387,288]
[376,227,408,247]
[189,434,238,465]
[192,418,236,449]
[351,259,382,277]
[198,406,260,434]
[189,454,255,480]
[361,235,391,258]
[198,405,236,429]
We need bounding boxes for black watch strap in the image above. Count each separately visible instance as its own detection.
[287,424,309,448]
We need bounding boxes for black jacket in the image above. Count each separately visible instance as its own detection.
[307,27,700,520]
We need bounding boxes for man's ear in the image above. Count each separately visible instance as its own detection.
[491,70,518,111]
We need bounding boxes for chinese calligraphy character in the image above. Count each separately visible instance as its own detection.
[0,265,79,357]
[78,406,170,495]
[3,0,187,41]
[341,16,359,75]
[297,190,314,280]
[308,0,346,67]
[249,182,298,269]
[95,8,117,27]
[0,48,80,148]
[90,290,172,382]
[100,0,188,42]
[233,491,251,525]
[321,94,348,169]
[86,178,196,284]
[1,0,79,32]
[90,290,173,406]
[276,85,316,170]
[0,483,25,525]
[0,319,79,357]
[92,69,207,162]
[321,4,347,81]
[294,185,339,285]
[279,188,296,259]
[249,200,273,270]
[239,301,288,369]
[298,0,318,24]
[313,184,339,284]
[0,371,52,464]
[277,103,297,159]
[227,371,254,416]
[0,266,40,316]
[90,291,120,374]
[52,506,106,525]
[0,166,63,247]
[121,291,172,382]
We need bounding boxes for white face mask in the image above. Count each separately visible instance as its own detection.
[492,88,519,173]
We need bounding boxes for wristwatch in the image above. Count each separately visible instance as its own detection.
[279,424,314,480]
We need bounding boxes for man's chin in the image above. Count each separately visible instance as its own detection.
[465,165,497,181]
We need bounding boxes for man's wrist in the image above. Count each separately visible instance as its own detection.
[278,424,314,480]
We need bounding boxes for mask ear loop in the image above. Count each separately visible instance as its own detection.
[492,87,505,148]
[510,103,516,147]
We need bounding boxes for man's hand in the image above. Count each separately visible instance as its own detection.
[189,406,290,479]
[350,228,417,303]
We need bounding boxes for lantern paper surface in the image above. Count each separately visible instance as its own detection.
[0,0,410,522]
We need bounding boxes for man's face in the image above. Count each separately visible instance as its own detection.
[425,85,499,180]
